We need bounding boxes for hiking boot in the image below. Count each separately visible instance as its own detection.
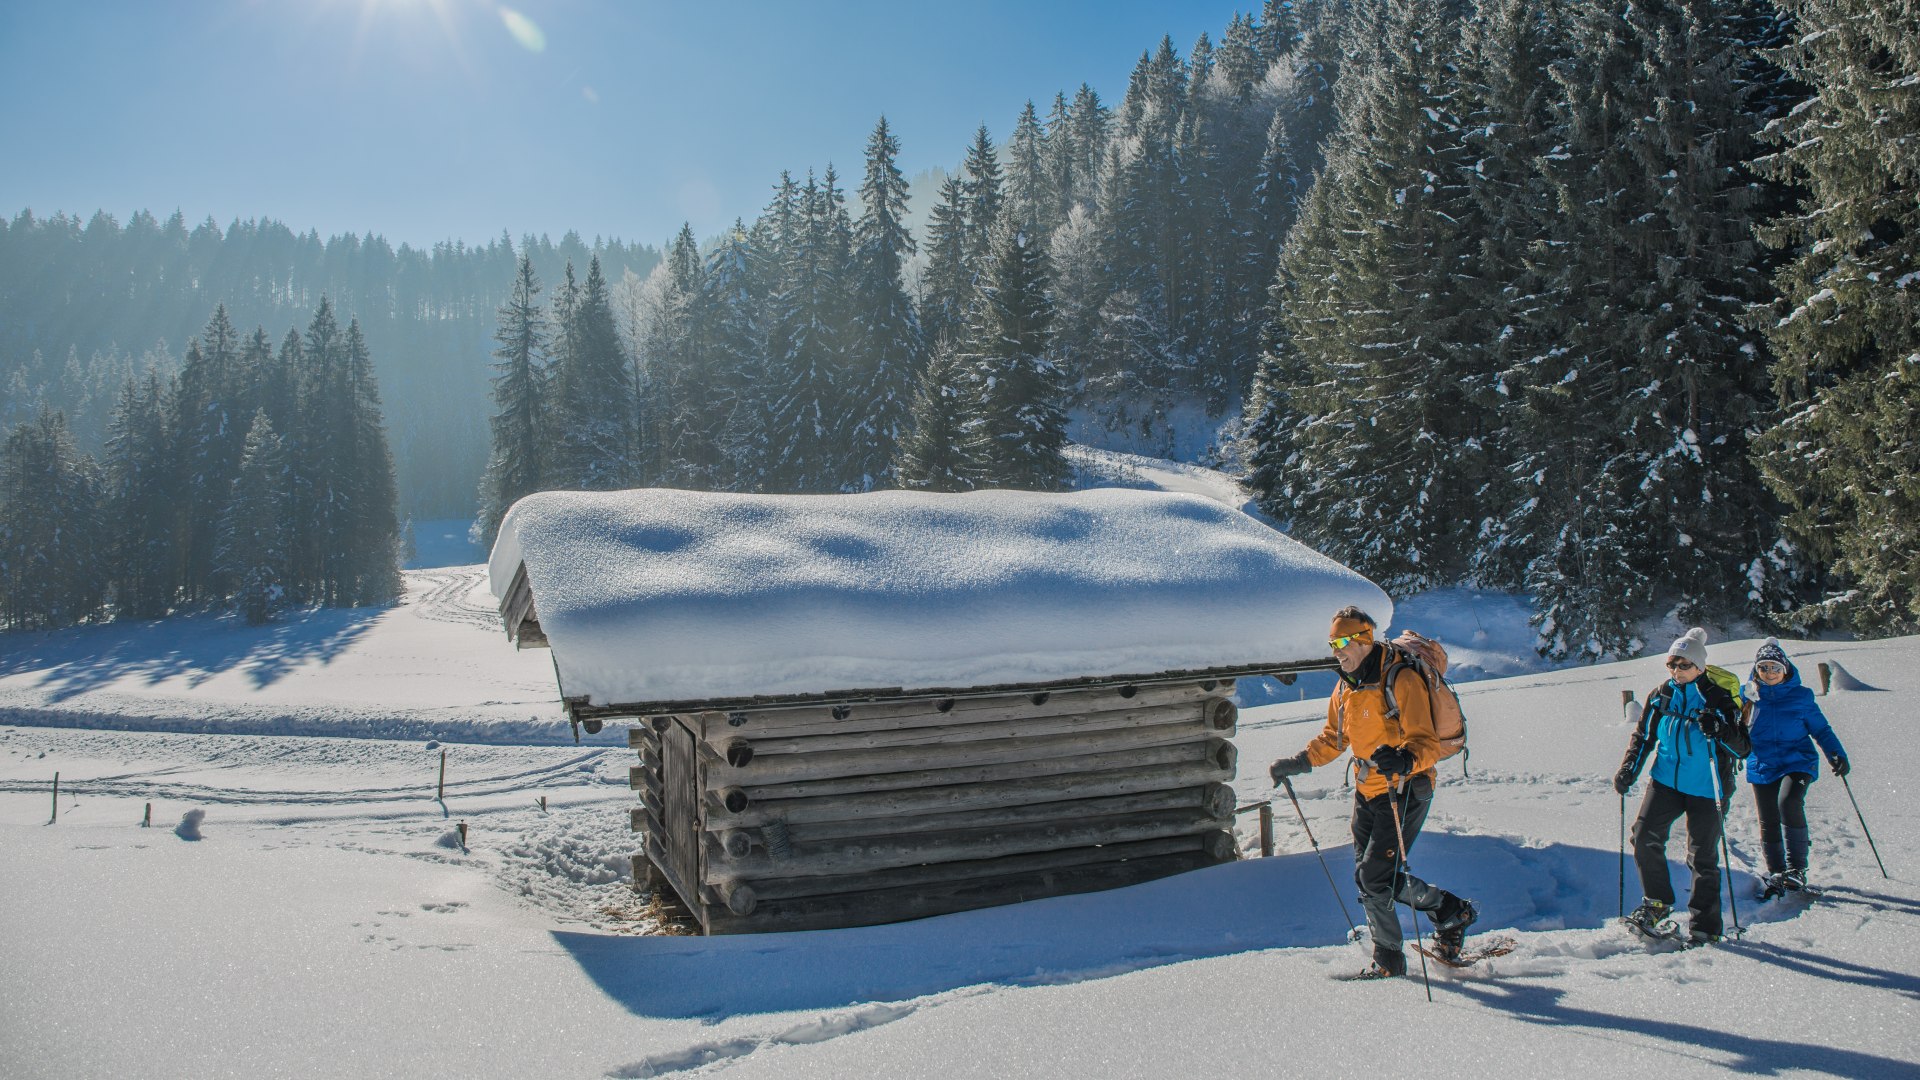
[1758,874,1788,901]
[1624,898,1675,935]
[1781,868,1807,892]
[1364,945,1408,978]
[1431,896,1478,959]
[1688,926,1723,947]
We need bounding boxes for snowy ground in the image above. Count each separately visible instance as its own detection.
[3,463,1916,1078]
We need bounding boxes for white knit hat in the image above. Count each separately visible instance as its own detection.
[1667,627,1710,670]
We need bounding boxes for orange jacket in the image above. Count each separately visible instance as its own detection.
[1304,662,1441,798]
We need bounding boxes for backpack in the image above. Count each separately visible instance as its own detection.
[1381,630,1470,775]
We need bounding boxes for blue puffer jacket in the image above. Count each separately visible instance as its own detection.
[1620,677,1750,800]
[1745,662,1846,786]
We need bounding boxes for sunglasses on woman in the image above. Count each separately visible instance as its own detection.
[1755,660,1788,676]
[1665,658,1696,671]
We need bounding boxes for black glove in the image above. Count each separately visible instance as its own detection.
[1829,754,1850,778]
[1370,744,1415,777]
[1613,768,1634,795]
[1268,752,1311,785]
[1698,713,1723,739]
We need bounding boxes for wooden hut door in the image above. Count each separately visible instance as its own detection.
[660,717,703,914]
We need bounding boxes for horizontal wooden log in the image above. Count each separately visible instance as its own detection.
[704,806,1234,884]
[716,699,1231,759]
[627,724,662,750]
[701,718,1223,790]
[630,806,645,833]
[701,848,1223,934]
[708,758,1237,828]
[692,682,1224,744]
[700,881,758,917]
[733,833,1215,903]
[766,783,1238,847]
[719,737,1236,803]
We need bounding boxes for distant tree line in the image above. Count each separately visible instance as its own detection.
[1242,0,1920,653]
[0,212,659,519]
[0,301,400,628]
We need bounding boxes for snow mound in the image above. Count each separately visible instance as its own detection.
[489,487,1389,706]
[173,808,205,841]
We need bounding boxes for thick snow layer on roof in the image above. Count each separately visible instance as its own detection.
[489,487,1389,706]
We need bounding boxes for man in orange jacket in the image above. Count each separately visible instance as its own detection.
[1269,606,1477,978]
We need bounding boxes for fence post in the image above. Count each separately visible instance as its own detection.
[142,802,151,827]
[1818,662,1832,696]
[437,750,447,801]
[456,821,467,849]
[50,772,59,824]
[1259,802,1275,858]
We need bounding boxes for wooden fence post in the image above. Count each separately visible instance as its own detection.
[50,772,59,824]
[1817,662,1832,696]
[456,821,467,848]
[437,750,447,801]
[1259,802,1275,858]
[142,802,151,827]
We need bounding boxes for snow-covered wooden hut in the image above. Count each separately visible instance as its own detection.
[489,487,1388,934]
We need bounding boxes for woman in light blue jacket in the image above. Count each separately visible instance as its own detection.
[1745,638,1850,898]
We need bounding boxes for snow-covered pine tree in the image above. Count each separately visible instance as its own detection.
[548,257,637,491]
[845,118,922,490]
[1246,0,1485,592]
[701,222,773,492]
[339,317,400,604]
[919,173,973,347]
[102,370,176,618]
[642,225,713,488]
[1514,0,1774,658]
[1005,102,1054,238]
[0,408,104,629]
[1751,0,1920,634]
[474,253,548,550]
[1454,0,1565,588]
[894,339,980,493]
[959,226,1069,491]
[958,126,1006,279]
[764,170,856,492]
[170,305,244,604]
[216,410,290,625]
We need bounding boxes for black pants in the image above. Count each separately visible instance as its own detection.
[1753,773,1813,874]
[1352,777,1450,953]
[1632,780,1724,935]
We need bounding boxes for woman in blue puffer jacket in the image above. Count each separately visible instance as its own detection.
[1746,638,1850,897]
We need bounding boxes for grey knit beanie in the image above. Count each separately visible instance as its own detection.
[1667,627,1710,670]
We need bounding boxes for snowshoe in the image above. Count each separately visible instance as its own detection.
[1686,927,1724,948]
[1623,899,1680,941]
[1414,934,1518,969]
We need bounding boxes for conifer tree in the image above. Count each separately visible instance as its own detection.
[1005,102,1054,237]
[103,371,175,618]
[0,409,104,629]
[475,253,548,549]
[700,222,773,492]
[960,227,1068,490]
[340,317,400,603]
[641,226,711,487]
[765,170,855,491]
[895,339,979,493]
[959,126,1006,275]
[1752,0,1920,633]
[919,174,973,347]
[1513,0,1774,657]
[171,305,244,602]
[846,118,921,489]
[217,410,290,624]
[548,257,636,490]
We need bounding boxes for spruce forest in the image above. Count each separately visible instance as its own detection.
[2,0,1915,659]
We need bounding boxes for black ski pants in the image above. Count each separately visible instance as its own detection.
[1351,776,1450,954]
[1632,780,1724,936]
[1752,773,1812,839]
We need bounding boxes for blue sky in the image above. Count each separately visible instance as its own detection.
[1,0,1248,250]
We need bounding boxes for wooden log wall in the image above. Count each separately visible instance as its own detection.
[628,679,1240,933]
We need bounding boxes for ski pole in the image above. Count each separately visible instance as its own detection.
[1280,777,1361,940]
[1710,746,1742,939]
[1840,774,1888,879]
[1618,792,1626,919]
[1384,777,1433,1002]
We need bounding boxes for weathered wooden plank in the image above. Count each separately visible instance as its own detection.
[716,698,1234,759]
[700,848,1226,934]
[732,833,1219,903]
[703,806,1235,884]
[643,833,707,929]
[715,736,1235,803]
[701,718,1224,789]
[706,757,1236,828]
[758,783,1239,847]
[690,682,1226,743]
